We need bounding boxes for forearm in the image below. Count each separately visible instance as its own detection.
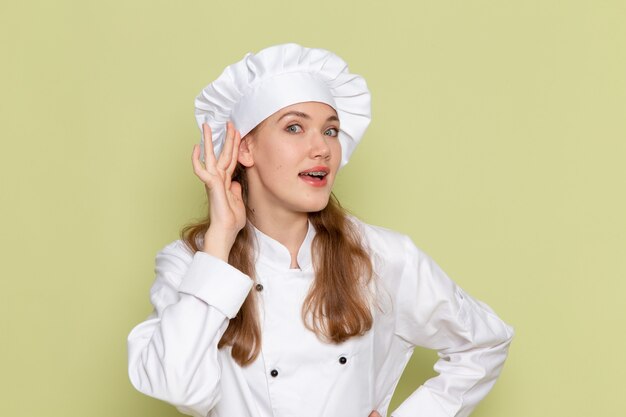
[127,295,229,411]
[127,247,253,414]
[392,237,515,416]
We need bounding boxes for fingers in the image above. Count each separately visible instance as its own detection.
[218,121,235,171]
[191,144,211,184]
[202,122,218,169]
[230,181,242,201]
[224,128,241,190]
[228,129,242,174]
[193,121,241,189]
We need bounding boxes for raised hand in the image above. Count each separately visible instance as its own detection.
[192,121,245,261]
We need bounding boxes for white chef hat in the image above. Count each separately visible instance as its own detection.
[194,43,371,168]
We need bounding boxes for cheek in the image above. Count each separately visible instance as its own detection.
[258,148,291,178]
[271,145,301,169]
[331,141,342,162]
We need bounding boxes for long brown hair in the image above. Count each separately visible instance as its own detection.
[180,130,373,366]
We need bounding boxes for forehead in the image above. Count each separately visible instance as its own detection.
[272,101,338,121]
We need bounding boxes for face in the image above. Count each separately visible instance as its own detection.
[239,101,342,216]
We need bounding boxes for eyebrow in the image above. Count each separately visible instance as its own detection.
[276,111,339,124]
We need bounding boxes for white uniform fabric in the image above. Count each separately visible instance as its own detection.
[127,218,514,417]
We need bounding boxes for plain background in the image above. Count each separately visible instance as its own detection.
[1,1,625,416]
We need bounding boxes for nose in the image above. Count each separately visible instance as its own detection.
[309,131,332,160]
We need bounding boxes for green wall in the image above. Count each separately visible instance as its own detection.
[1,1,624,416]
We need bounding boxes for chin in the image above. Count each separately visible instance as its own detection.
[294,196,331,213]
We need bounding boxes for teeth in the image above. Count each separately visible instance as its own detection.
[300,171,327,177]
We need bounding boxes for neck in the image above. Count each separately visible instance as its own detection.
[248,206,309,269]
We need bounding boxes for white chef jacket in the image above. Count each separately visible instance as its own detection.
[127,218,514,417]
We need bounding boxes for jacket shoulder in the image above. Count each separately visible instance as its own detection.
[347,216,416,261]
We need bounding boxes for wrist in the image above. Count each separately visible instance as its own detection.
[202,228,237,262]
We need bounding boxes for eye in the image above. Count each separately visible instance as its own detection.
[286,124,303,134]
[325,127,339,137]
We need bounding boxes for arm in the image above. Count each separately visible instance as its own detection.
[390,237,514,417]
[127,240,253,417]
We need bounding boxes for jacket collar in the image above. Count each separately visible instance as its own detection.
[251,220,316,272]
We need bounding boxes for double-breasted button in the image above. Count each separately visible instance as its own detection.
[255,283,264,292]
[270,369,278,377]
[339,356,347,365]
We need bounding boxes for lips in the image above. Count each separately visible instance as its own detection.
[298,166,330,187]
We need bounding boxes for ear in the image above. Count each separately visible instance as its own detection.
[238,134,255,168]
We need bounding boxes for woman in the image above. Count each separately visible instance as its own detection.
[127,43,514,417]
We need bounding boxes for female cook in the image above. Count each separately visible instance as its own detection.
[127,42,514,417]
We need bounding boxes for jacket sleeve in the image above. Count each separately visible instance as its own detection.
[127,240,253,417]
[390,236,514,417]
